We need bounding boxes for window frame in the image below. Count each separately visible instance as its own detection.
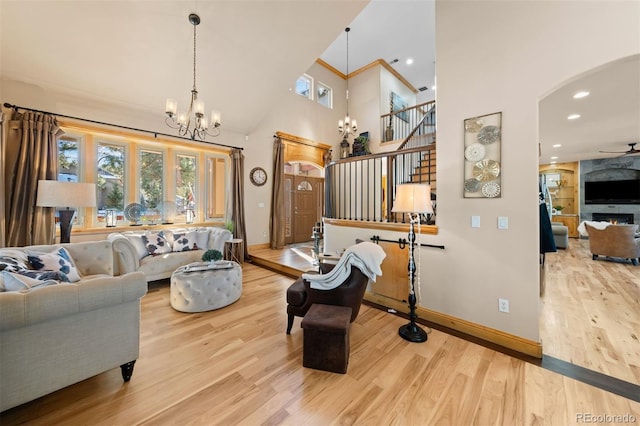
[316,81,333,109]
[295,74,314,100]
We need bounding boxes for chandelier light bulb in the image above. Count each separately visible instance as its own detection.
[165,99,177,116]
[337,27,358,141]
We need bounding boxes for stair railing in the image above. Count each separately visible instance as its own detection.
[325,144,436,224]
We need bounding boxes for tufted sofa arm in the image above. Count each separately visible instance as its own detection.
[108,234,140,276]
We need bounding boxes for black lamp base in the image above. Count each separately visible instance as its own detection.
[399,322,428,343]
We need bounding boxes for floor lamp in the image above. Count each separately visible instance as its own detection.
[391,183,433,343]
[36,180,97,243]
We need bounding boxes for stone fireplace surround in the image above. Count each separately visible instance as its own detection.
[580,156,640,226]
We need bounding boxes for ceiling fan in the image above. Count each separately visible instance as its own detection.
[599,143,640,156]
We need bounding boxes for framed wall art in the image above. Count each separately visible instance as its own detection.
[463,112,502,198]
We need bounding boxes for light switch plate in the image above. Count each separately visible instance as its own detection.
[498,216,508,229]
[471,216,481,228]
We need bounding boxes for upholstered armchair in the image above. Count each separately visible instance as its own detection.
[286,264,369,334]
[585,223,640,265]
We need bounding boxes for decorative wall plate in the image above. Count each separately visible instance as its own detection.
[464,118,484,133]
[477,125,501,145]
[464,178,481,192]
[473,159,501,181]
[464,143,486,161]
[482,182,501,198]
[124,202,144,224]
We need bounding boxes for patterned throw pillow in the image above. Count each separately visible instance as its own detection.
[141,231,172,256]
[172,230,199,252]
[0,255,28,273]
[27,247,81,283]
[1,270,60,291]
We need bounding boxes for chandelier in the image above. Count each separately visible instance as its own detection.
[338,27,357,141]
[165,13,221,141]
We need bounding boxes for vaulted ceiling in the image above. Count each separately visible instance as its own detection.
[2,1,637,163]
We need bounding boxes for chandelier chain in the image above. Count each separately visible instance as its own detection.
[192,22,197,92]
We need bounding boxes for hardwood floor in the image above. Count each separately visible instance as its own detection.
[540,237,640,385]
[2,260,639,425]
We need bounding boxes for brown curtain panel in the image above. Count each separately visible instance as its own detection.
[4,110,60,247]
[229,148,248,261]
[269,137,285,249]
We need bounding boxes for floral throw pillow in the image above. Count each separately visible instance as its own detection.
[27,247,81,282]
[142,231,172,256]
[172,231,199,252]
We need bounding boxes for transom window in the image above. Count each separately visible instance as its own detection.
[295,74,313,100]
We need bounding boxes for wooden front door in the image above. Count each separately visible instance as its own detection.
[292,176,322,243]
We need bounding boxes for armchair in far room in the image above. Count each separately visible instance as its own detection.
[585,223,640,265]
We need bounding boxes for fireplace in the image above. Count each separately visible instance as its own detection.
[592,213,634,224]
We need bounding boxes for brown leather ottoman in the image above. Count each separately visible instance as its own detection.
[301,304,352,374]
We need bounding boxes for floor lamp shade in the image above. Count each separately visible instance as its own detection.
[391,183,431,343]
[392,184,433,214]
[36,180,97,243]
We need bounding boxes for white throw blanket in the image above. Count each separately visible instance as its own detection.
[302,242,386,290]
[577,220,610,237]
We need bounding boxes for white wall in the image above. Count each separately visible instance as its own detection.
[242,61,347,245]
[431,0,639,340]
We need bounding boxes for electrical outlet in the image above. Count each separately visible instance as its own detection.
[498,298,510,313]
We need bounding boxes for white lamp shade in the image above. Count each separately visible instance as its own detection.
[36,180,97,208]
[392,183,433,214]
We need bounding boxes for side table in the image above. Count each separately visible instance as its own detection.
[225,238,244,264]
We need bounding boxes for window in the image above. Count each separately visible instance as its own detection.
[58,135,80,182]
[295,74,313,100]
[317,82,332,108]
[176,154,197,222]
[97,142,126,224]
[139,149,164,222]
[58,124,229,229]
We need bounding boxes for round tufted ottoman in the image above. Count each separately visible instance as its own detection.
[170,262,242,312]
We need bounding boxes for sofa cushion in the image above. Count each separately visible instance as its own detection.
[27,247,81,283]
[142,231,172,256]
[123,234,148,260]
[1,271,59,292]
[172,230,199,252]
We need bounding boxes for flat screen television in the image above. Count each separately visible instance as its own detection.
[584,179,640,204]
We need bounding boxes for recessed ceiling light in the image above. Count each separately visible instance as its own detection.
[567,114,581,120]
[550,161,557,164]
[431,85,436,90]
[552,144,562,148]
[573,91,590,99]
[406,58,414,65]
[551,156,558,160]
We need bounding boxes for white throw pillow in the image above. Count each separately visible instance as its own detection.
[1,270,59,291]
[27,247,81,282]
[195,230,210,250]
[172,230,199,252]
[124,234,149,260]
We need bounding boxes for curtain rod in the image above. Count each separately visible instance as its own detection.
[3,102,243,151]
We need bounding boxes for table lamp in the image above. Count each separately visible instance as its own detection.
[391,183,433,342]
[36,180,97,243]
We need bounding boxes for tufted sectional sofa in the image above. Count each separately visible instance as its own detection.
[0,240,147,412]
[108,226,233,282]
